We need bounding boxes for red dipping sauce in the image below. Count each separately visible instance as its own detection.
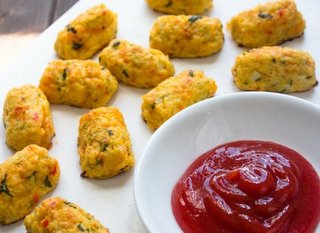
[172,141,320,233]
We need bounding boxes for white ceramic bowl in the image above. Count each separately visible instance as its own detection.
[134,92,320,233]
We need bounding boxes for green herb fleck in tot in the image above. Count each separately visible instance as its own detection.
[0,174,13,197]
[188,15,202,24]
[258,12,273,19]
[189,70,194,77]
[62,68,67,80]
[100,143,109,152]
[107,130,113,136]
[72,42,83,50]
[112,41,121,48]
[44,176,52,188]
[123,69,129,78]
[77,223,86,232]
[27,171,37,179]
[64,201,78,209]
[66,24,77,34]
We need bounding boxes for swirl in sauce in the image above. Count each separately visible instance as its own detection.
[172,141,320,233]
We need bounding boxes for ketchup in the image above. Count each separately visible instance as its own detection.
[172,141,320,233]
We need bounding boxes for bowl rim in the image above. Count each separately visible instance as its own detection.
[133,91,320,232]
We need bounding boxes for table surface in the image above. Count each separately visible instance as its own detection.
[0,0,78,70]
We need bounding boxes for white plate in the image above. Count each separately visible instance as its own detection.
[134,92,320,233]
[0,0,320,232]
